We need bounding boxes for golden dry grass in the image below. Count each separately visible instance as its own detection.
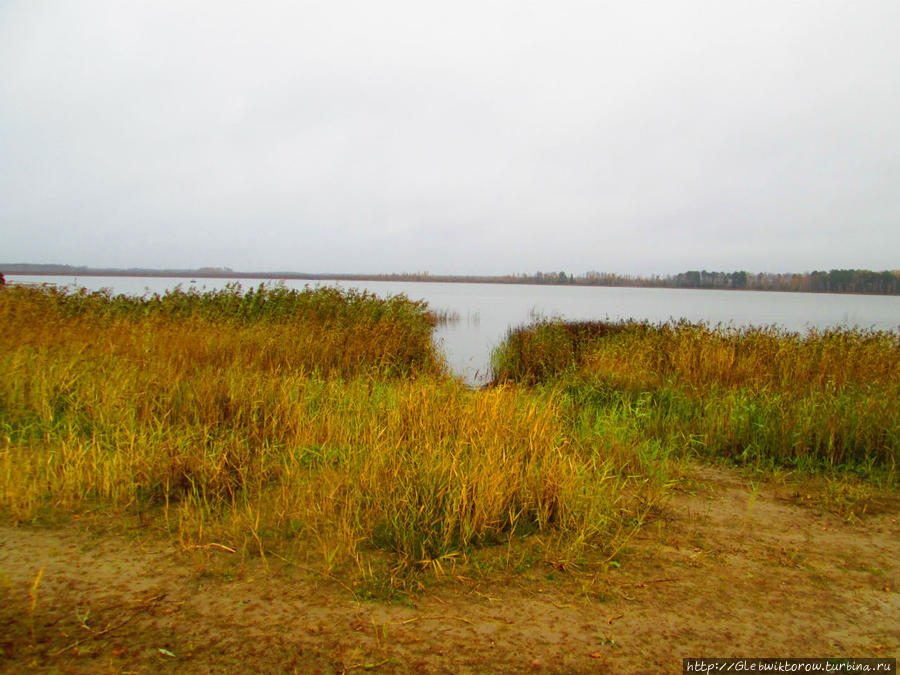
[493,320,899,474]
[0,285,653,578]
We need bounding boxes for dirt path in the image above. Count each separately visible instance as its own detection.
[1,465,897,673]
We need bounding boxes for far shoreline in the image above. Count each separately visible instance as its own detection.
[5,268,900,297]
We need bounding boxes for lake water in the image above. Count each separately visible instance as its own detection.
[8,275,900,384]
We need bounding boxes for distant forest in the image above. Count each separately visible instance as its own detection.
[351,268,900,294]
[2,264,898,295]
[524,268,900,295]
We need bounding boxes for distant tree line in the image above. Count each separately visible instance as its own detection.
[2,263,897,295]
[506,269,900,294]
[356,268,899,294]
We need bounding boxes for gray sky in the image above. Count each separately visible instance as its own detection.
[1,1,898,275]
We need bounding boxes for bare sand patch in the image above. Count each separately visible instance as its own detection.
[1,464,897,673]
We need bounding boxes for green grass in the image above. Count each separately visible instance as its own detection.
[492,319,899,479]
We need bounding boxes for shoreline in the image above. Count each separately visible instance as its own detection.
[5,270,899,297]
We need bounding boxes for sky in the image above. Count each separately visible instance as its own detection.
[1,1,898,276]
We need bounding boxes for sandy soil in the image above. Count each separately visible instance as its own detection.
[1,465,897,674]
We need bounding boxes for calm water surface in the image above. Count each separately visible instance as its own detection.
[9,275,900,384]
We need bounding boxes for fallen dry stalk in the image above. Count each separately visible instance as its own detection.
[184,543,237,553]
[398,615,474,626]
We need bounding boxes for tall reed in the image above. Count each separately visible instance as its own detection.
[492,320,899,474]
[0,285,651,572]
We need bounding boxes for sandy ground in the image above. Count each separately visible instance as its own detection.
[1,465,897,674]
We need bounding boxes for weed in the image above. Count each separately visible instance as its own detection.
[0,285,655,581]
[492,319,899,479]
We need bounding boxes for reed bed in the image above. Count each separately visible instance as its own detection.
[0,285,651,574]
[427,307,461,325]
[1,283,445,379]
[492,320,899,476]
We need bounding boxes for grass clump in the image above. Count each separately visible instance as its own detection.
[491,320,633,385]
[492,320,899,478]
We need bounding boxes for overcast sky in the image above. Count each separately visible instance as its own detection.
[1,1,898,275]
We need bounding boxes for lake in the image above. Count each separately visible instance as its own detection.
[8,275,900,384]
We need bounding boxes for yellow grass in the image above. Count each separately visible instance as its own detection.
[0,285,655,576]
